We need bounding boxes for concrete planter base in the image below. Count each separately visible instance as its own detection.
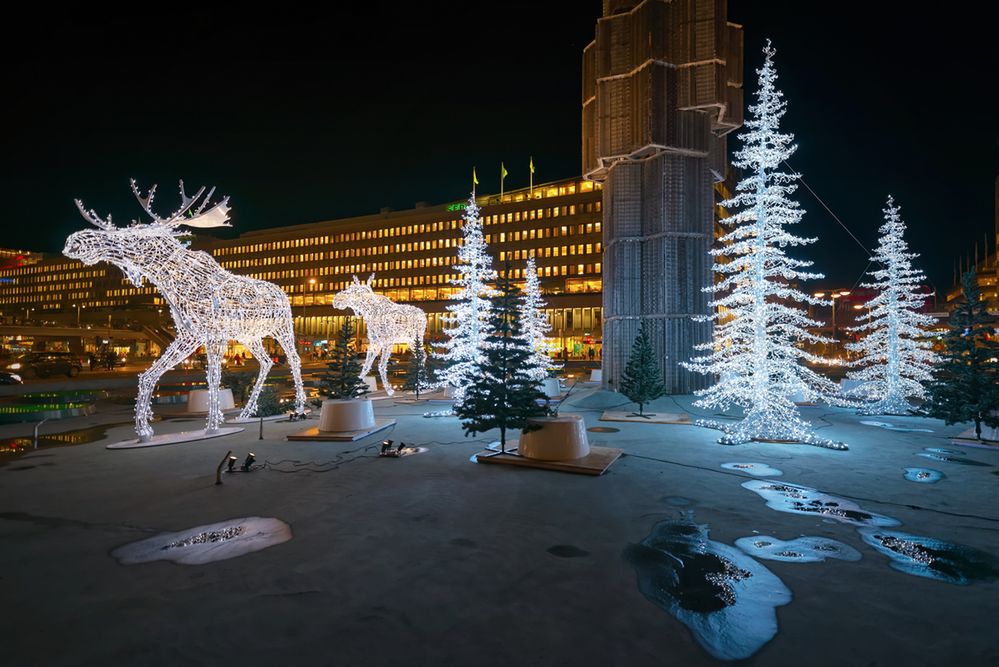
[319,399,375,432]
[187,389,235,413]
[518,415,590,461]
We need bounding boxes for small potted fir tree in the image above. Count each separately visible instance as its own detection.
[316,318,373,432]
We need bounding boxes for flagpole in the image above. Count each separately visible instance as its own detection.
[529,156,534,198]
[500,162,505,199]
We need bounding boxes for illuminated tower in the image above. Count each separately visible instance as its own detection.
[583,0,743,392]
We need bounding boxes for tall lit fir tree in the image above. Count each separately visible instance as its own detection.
[434,191,496,406]
[844,196,939,415]
[520,256,560,381]
[683,42,840,447]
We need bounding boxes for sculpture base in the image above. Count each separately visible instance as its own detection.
[287,419,396,442]
[474,442,621,476]
[599,410,691,424]
[106,426,245,450]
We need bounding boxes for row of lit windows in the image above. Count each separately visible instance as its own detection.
[0,268,105,281]
[211,194,601,258]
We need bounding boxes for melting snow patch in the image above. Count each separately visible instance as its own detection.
[859,420,933,433]
[623,517,791,661]
[858,528,999,585]
[734,535,861,563]
[917,449,992,467]
[721,462,783,477]
[902,468,945,483]
[112,517,291,565]
[741,480,900,527]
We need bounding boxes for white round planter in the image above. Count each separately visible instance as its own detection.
[187,388,234,413]
[518,415,590,461]
[362,376,379,393]
[589,369,603,383]
[542,377,562,398]
[319,398,375,432]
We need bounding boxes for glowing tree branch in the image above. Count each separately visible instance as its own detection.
[434,191,497,406]
[331,274,428,396]
[64,180,306,441]
[844,196,939,415]
[682,42,842,448]
[520,256,560,381]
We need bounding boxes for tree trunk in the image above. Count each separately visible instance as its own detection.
[975,417,982,440]
[500,426,507,453]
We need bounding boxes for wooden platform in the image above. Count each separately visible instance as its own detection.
[474,444,622,476]
[599,410,691,425]
[287,419,395,442]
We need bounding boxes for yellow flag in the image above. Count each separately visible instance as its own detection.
[529,156,534,174]
[473,167,478,186]
[501,162,508,180]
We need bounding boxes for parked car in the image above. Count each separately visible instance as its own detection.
[5,352,83,378]
[0,370,23,385]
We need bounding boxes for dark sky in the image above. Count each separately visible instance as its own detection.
[4,2,997,292]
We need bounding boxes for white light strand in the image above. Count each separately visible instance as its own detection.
[844,196,940,415]
[332,275,428,396]
[433,192,497,406]
[519,256,561,381]
[64,180,306,441]
[682,42,843,448]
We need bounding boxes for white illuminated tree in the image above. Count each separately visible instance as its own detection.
[434,192,496,406]
[682,42,841,447]
[844,196,939,415]
[520,256,560,381]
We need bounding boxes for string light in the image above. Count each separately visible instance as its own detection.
[332,275,427,396]
[844,196,940,415]
[63,180,306,441]
[682,42,842,447]
[433,191,496,407]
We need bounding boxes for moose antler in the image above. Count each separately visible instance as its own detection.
[74,199,117,230]
[130,179,232,229]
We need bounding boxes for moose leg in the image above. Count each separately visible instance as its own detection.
[238,338,273,420]
[204,339,228,433]
[378,345,394,396]
[276,328,306,415]
[359,344,377,379]
[135,333,200,441]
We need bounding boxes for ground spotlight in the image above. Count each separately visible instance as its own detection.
[241,452,256,471]
[227,455,238,473]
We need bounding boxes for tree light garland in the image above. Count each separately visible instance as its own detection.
[63,180,306,441]
[682,42,844,449]
[433,191,496,407]
[520,256,560,381]
[844,196,939,415]
[331,275,428,396]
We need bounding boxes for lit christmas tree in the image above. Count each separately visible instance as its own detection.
[520,256,560,381]
[434,192,496,406]
[682,42,840,447]
[456,271,546,454]
[928,270,999,440]
[844,196,939,415]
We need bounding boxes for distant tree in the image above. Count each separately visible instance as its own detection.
[317,318,370,400]
[619,322,665,417]
[928,271,999,440]
[844,196,939,415]
[457,270,546,454]
[254,385,284,417]
[401,338,432,399]
[221,369,254,406]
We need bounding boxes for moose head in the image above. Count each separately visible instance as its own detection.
[332,274,377,311]
[63,180,231,286]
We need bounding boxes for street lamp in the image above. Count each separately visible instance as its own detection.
[301,278,316,354]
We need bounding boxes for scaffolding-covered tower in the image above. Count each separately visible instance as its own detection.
[583,0,743,393]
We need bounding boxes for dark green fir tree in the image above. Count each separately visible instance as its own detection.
[620,322,665,417]
[402,339,432,400]
[254,385,284,417]
[928,270,999,440]
[457,270,546,454]
[318,318,370,400]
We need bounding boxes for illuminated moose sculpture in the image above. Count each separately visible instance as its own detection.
[63,180,306,441]
[331,275,427,396]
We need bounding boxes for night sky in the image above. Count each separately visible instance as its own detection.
[4,2,997,293]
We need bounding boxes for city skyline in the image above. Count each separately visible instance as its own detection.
[4,2,997,291]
